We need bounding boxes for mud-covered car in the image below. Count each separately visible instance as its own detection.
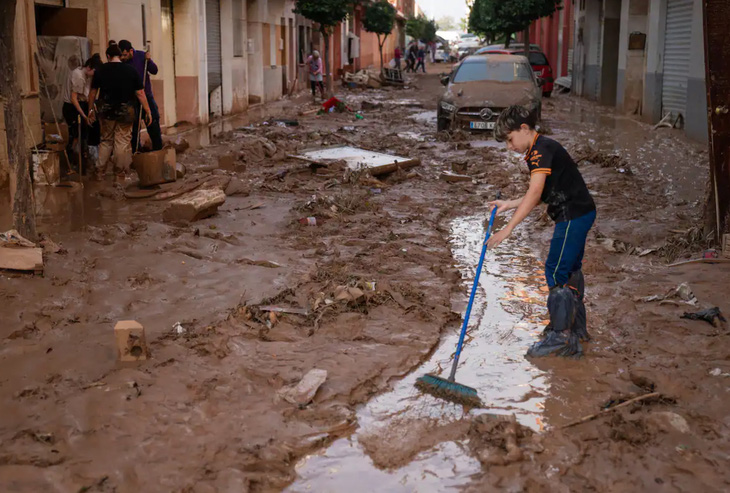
[436,54,543,133]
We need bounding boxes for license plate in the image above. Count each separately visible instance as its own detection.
[469,121,494,130]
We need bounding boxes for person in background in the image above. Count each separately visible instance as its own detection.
[62,53,102,175]
[405,42,417,73]
[119,39,163,151]
[415,45,427,73]
[394,46,402,71]
[106,40,117,61]
[430,41,437,63]
[306,50,325,101]
[88,43,152,183]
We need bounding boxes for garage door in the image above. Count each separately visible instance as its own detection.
[662,0,693,118]
[205,0,222,93]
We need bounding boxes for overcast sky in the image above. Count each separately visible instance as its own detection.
[417,0,469,23]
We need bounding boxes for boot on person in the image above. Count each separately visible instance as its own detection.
[527,285,582,358]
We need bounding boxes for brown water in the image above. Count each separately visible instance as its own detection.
[287,214,549,492]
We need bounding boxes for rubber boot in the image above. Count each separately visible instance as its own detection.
[541,270,588,340]
[567,270,590,342]
[527,286,582,358]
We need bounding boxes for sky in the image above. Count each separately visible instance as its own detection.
[416,0,469,25]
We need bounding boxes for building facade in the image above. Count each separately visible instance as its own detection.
[569,0,707,141]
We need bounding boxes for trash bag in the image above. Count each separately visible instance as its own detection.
[527,286,582,358]
[681,307,727,327]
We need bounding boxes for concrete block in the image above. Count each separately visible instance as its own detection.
[114,320,148,362]
[218,154,236,171]
[163,189,226,222]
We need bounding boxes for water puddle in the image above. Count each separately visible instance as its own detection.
[287,215,549,492]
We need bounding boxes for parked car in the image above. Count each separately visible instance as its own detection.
[436,54,543,133]
[476,48,554,97]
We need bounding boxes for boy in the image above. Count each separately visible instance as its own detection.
[488,105,596,357]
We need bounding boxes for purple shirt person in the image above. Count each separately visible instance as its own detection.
[118,39,162,150]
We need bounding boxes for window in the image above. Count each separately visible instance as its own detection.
[528,52,548,65]
[453,60,533,83]
[233,0,244,57]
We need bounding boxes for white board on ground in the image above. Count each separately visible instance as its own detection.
[295,145,420,176]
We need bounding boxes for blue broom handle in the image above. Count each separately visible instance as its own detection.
[448,204,498,381]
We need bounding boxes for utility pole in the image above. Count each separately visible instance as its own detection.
[703,0,730,240]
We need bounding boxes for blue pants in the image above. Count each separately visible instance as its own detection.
[545,210,596,288]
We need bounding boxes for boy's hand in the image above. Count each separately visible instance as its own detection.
[487,227,511,249]
[488,200,510,215]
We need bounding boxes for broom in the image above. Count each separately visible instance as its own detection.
[415,196,500,408]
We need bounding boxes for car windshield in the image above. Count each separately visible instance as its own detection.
[528,52,548,65]
[452,60,533,83]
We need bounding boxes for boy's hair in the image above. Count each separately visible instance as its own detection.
[494,105,538,142]
[106,44,122,59]
[84,53,103,70]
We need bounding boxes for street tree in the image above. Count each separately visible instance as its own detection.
[362,0,397,72]
[0,0,37,241]
[469,0,561,48]
[406,15,439,43]
[294,0,352,95]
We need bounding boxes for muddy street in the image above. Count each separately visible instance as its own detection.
[2,70,730,493]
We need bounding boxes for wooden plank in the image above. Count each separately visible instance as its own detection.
[0,247,44,273]
[667,258,730,268]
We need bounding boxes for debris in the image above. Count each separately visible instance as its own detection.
[334,285,365,303]
[271,118,299,127]
[170,136,190,154]
[561,392,661,429]
[723,234,730,258]
[647,411,690,434]
[667,257,730,267]
[277,368,328,406]
[163,189,226,222]
[440,171,472,183]
[237,258,281,268]
[299,217,321,226]
[32,150,61,186]
[709,368,730,377]
[293,145,420,177]
[39,235,65,254]
[680,307,726,327]
[224,178,250,197]
[258,305,310,316]
[637,282,697,305]
[173,322,186,335]
[322,97,349,113]
[0,230,43,273]
[133,147,177,188]
[114,320,149,362]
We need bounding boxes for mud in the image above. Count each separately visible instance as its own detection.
[2,70,730,493]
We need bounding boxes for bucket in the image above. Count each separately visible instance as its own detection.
[132,147,177,188]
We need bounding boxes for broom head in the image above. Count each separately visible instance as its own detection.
[415,373,483,408]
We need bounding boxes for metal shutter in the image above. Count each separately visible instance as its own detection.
[662,0,692,118]
[205,0,222,92]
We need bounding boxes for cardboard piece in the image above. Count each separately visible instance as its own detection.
[440,171,472,183]
[44,122,69,144]
[133,147,177,188]
[0,247,44,273]
[293,145,420,177]
[114,320,148,362]
[32,150,61,186]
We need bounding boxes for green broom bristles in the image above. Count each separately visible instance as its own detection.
[415,373,483,408]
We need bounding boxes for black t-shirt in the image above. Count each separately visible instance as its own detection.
[525,135,596,222]
[91,62,143,123]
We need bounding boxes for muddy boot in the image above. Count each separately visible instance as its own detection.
[567,270,590,342]
[527,286,582,358]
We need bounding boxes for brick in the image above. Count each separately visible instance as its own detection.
[114,320,148,362]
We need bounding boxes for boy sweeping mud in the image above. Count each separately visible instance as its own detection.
[487,105,596,357]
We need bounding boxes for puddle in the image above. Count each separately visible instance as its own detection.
[287,215,548,492]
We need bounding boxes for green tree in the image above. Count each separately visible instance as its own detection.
[362,0,397,71]
[468,0,561,48]
[294,0,353,94]
[406,15,439,43]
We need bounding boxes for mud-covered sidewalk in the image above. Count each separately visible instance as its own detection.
[1,72,729,492]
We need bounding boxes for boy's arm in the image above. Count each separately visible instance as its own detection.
[487,173,547,248]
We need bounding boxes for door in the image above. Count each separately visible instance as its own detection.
[703,0,730,237]
[662,0,693,119]
[205,0,222,116]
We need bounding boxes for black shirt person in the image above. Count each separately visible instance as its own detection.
[88,43,152,182]
[488,105,596,358]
